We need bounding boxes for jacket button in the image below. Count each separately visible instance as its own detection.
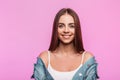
[79,73,82,76]
[87,64,90,67]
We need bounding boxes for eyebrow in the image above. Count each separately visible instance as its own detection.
[58,23,75,25]
[69,23,75,25]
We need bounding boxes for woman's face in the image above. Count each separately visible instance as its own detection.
[58,14,75,44]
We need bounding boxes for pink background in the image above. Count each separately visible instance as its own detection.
[0,0,120,80]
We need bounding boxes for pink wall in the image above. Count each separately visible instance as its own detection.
[0,0,120,80]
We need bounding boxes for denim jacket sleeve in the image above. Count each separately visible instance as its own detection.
[31,57,54,80]
[31,58,46,80]
[85,63,99,80]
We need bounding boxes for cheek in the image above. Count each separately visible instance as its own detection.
[71,29,75,34]
[57,28,62,34]
[57,29,62,37]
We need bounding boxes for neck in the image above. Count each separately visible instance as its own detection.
[55,43,77,56]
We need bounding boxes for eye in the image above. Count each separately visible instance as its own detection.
[69,25,75,28]
[58,24,64,28]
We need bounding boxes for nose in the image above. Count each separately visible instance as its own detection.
[64,26,69,33]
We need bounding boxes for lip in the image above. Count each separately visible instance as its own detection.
[62,35,71,39]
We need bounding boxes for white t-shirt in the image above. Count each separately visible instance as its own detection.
[47,51,85,80]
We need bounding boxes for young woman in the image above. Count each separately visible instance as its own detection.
[31,8,99,80]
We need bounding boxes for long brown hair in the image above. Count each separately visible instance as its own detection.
[48,8,85,53]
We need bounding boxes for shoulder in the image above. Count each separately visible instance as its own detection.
[85,51,94,58]
[38,50,48,67]
[84,51,94,63]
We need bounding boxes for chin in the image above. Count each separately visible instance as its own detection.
[60,40,74,45]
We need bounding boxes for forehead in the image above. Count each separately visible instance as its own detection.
[58,14,74,23]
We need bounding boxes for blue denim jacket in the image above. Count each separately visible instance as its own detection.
[31,57,99,80]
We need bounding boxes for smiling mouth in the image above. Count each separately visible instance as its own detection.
[62,35,71,39]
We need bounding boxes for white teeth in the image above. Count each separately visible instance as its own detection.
[63,35,70,38]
